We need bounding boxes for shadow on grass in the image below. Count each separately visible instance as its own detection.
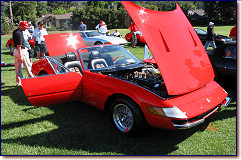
[1,101,193,155]
[1,86,32,106]
[1,81,236,155]
[1,50,12,56]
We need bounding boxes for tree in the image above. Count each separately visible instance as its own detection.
[47,1,76,13]
[204,1,236,24]
[36,1,50,17]
[53,7,67,15]
[12,1,37,23]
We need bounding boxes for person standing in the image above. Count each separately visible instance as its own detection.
[98,22,108,35]
[33,21,48,58]
[128,22,138,48]
[204,22,217,50]
[229,25,236,41]
[12,21,34,86]
[23,28,33,62]
[27,21,34,34]
[79,21,87,31]
[95,20,105,31]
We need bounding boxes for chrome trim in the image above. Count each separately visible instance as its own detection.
[174,106,220,129]
[221,97,231,107]
[46,56,70,74]
[173,118,205,129]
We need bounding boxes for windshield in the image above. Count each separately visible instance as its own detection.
[195,28,207,35]
[85,31,100,37]
[78,45,140,70]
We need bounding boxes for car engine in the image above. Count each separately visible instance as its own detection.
[102,63,168,98]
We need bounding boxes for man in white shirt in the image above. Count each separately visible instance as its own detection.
[99,22,108,35]
[33,21,48,58]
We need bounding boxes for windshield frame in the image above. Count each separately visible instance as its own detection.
[77,45,141,71]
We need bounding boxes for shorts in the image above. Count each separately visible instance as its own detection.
[35,41,48,54]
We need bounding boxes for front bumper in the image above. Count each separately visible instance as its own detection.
[172,97,231,129]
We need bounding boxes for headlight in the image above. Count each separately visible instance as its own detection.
[147,106,187,119]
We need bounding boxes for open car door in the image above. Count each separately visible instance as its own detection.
[21,72,82,107]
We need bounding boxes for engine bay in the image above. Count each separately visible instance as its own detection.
[101,63,168,98]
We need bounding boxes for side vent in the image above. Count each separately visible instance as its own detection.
[159,30,170,52]
[187,26,197,47]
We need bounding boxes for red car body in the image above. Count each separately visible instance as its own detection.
[20,2,230,135]
[6,38,35,53]
[125,31,146,44]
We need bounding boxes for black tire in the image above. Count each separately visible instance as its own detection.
[9,44,14,54]
[94,41,103,45]
[110,97,147,136]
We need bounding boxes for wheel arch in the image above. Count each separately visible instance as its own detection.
[104,93,144,115]
[39,70,48,76]
[94,41,103,45]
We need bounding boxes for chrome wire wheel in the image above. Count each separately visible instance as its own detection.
[113,103,134,133]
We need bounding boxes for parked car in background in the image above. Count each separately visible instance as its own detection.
[5,38,35,54]
[78,30,127,46]
[20,1,230,136]
[125,30,146,44]
[5,37,35,54]
[208,41,236,79]
[194,28,232,47]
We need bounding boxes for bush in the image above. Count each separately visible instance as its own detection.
[46,25,57,31]
[1,19,17,35]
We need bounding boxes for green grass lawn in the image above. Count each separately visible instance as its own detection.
[1,26,237,155]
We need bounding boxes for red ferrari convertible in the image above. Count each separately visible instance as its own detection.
[20,2,230,136]
[5,37,35,54]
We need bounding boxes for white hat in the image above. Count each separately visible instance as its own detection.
[209,22,214,26]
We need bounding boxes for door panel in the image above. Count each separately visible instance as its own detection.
[21,72,83,106]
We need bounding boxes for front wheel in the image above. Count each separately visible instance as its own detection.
[111,97,147,136]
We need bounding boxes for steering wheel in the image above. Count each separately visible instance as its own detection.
[114,55,126,62]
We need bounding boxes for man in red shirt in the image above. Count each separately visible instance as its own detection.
[229,25,236,41]
[128,22,138,48]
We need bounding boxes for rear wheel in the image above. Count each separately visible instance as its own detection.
[110,97,147,136]
[9,44,14,54]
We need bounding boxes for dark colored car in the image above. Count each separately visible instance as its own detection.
[194,28,232,47]
[208,41,236,78]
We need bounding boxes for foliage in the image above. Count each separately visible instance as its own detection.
[71,6,131,30]
[1,16,16,35]
[47,1,76,13]
[11,1,37,24]
[36,1,50,17]
[204,1,236,25]
[52,7,67,15]
[46,25,57,31]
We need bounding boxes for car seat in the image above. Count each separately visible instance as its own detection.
[89,51,108,69]
[64,52,83,73]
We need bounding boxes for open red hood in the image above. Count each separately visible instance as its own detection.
[44,33,86,57]
[122,1,214,95]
